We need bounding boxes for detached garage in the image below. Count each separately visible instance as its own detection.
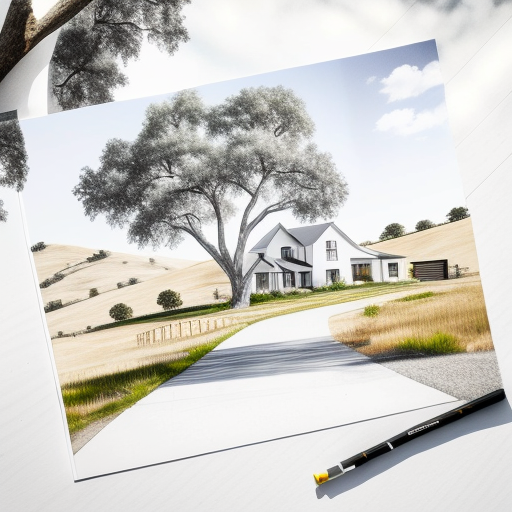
[411,259,448,281]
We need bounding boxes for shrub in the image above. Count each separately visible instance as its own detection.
[86,326,91,330]
[314,279,347,293]
[109,303,133,321]
[128,277,139,285]
[359,240,373,247]
[157,290,183,310]
[58,331,63,337]
[44,299,63,313]
[396,333,464,355]
[86,250,110,263]
[358,275,373,283]
[363,304,380,317]
[117,282,125,288]
[122,261,128,264]
[379,223,405,241]
[39,272,65,288]
[213,288,220,300]
[149,258,155,265]
[415,219,435,231]
[31,241,47,252]
[446,206,469,223]
[89,288,99,298]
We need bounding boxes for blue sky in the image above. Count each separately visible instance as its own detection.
[20,40,466,261]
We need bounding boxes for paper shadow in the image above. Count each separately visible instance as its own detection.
[315,397,512,499]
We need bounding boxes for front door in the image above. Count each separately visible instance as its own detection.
[256,273,269,292]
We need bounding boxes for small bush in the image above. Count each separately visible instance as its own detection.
[396,333,464,355]
[89,288,99,298]
[58,331,63,337]
[109,303,133,321]
[31,241,47,252]
[157,290,183,310]
[122,261,128,264]
[396,291,434,302]
[44,299,63,313]
[39,272,65,289]
[117,282,125,288]
[128,277,139,285]
[86,250,110,263]
[213,288,220,300]
[314,279,347,293]
[149,258,155,265]
[86,326,91,330]
[363,304,380,317]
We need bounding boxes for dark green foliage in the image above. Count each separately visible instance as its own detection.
[49,0,190,111]
[363,304,380,317]
[359,240,373,246]
[250,289,303,304]
[0,115,29,221]
[379,223,406,241]
[40,272,65,288]
[396,291,435,302]
[415,219,435,231]
[358,275,374,283]
[128,277,139,285]
[109,303,133,321]
[396,333,464,354]
[117,282,124,288]
[86,249,110,262]
[314,280,347,292]
[58,331,64,337]
[44,299,63,313]
[31,241,47,252]
[157,289,183,310]
[446,206,469,222]
[89,288,99,298]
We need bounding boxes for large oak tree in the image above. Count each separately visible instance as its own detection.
[73,86,348,308]
[0,112,29,222]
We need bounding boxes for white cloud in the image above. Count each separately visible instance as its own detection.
[375,103,448,135]
[366,75,376,84]
[379,60,444,102]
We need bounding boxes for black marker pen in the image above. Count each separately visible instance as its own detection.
[314,388,506,485]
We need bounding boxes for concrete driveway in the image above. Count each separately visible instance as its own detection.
[73,295,460,479]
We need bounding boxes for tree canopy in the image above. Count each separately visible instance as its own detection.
[415,219,435,231]
[109,303,133,321]
[157,289,183,310]
[379,223,405,241]
[74,86,348,308]
[49,0,190,111]
[0,113,29,222]
[446,206,469,222]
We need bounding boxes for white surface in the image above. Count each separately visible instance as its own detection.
[2,1,512,511]
[74,301,457,479]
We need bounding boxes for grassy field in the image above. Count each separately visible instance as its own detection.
[329,278,493,356]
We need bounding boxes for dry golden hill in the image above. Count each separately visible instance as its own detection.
[34,244,197,305]
[368,217,479,273]
[43,259,230,336]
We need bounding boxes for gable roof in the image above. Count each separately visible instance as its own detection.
[287,223,332,246]
[249,221,405,259]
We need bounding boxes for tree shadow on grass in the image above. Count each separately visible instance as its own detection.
[315,397,512,499]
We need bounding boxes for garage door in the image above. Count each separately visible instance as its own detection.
[412,260,448,281]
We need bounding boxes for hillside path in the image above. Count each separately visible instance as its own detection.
[73,293,461,479]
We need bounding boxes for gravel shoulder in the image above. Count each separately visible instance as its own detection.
[371,350,502,401]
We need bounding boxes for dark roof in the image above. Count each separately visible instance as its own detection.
[287,223,332,246]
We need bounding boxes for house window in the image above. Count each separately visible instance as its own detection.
[326,269,340,285]
[283,272,295,288]
[326,241,338,261]
[281,246,292,260]
[352,263,372,280]
[256,273,269,292]
[388,262,398,277]
[299,272,312,288]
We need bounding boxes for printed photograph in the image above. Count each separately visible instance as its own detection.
[18,40,502,479]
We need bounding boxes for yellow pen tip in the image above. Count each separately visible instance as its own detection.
[313,472,329,485]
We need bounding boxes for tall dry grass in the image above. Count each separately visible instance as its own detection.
[329,283,494,355]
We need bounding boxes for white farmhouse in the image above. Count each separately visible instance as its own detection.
[245,222,406,293]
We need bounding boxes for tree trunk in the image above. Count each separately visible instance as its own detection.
[0,0,94,84]
[231,276,252,309]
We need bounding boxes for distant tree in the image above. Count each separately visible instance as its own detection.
[157,289,183,310]
[379,223,405,241]
[73,86,348,309]
[149,257,155,265]
[0,113,29,222]
[415,219,435,231]
[89,287,99,297]
[31,241,47,252]
[117,281,125,288]
[128,277,139,285]
[446,206,469,222]
[49,0,190,111]
[109,302,133,321]
[359,240,373,247]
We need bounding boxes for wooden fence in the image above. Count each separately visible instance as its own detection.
[136,317,237,346]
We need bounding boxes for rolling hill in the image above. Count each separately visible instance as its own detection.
[368,217,480,273]
[32,244,230,336]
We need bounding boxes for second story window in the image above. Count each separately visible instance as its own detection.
[326,240,337,261]
[281,246,293,260]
